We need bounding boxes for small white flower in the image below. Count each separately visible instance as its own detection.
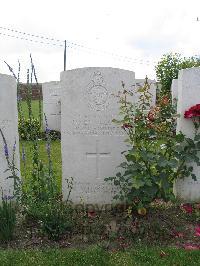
[160,144,166,149]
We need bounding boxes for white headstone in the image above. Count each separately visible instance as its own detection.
[0,74,20,199]
[171,79,178,101]
[135,78,157,106]
[174,67,200,202]
[61,67,136,205]
[42,81,61,131]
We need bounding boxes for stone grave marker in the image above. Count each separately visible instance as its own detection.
[61,67,136,205]
[174,67,200,202]
[171,78,178,102]
[42,81,61,131]
[0,73,20,199]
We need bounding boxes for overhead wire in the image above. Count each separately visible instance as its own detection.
[0,26,157,65]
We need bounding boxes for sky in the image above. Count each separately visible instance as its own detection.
[0,0,200,82]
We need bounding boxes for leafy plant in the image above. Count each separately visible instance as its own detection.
[5,56,43,140]
[155,53,200,94]
[22,116,73,240]
[105,78,199,209]
[0,196,16,242]
[0,129,21,201]
[18,117,41,140]
[38,198,73,241]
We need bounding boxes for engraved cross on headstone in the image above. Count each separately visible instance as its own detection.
[86,140,111,179]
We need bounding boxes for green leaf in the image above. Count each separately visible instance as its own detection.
[168,159,178,168]
[186,138,195,147]
[191,174,197,181]
[116,172,122,178]
[161,177,170,190]
[114,180,120,186]
[194,134,200,141]
[196,141,200,149]
[119,162,128,168]
[104,176,114,181]
[112,119,121,125]
[158,157,168,167]
[132,179,145,189]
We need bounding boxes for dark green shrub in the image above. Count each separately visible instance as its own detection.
[0,197,16,242]
[24,198,73,241]
[18,117,41,140]
[155,53,200,94]
[39,199,73,241]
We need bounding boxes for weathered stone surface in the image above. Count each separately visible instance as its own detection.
[0,74,20,199]
[42,81,61,131]
[174,67,200,202]
[171,78,178,101]
[61,67,136,204]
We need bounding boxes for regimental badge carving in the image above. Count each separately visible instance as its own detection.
[86,72,109,111]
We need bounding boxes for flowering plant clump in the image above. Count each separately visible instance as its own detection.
[105,77,200,209]
[184,104,200,133]
[184,104,200,119]
[195,225,200,237]
[181,204,193,214]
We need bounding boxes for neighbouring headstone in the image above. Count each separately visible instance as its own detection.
[171,79,178,101]
[0,73,20,199]
[42,81,61,131]
[61,67,137,205]
[174,67,200,202]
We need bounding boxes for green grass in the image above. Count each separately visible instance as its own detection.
[20,140,62,189]
[0,246,199,266]
[20,100,42,119]
[16,100,200,264]
[19,100,61,187]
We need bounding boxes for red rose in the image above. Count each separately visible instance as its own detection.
[184,104,200,118]
[122,123,133,129]
[195,225,200,237]
[147,111,155,122]
[184,244,200,250]
[184,110,194,118]
[181,203,193,214]
[173,231,184,238]
[88,210,96,218]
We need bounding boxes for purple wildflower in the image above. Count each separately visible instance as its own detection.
[22,145,26,162]
[17,95,22,101]
[2,194,15,201]
[46,142,51,154]
[46,127,51,134]
[4,144,9,157]
[13,141,16,153]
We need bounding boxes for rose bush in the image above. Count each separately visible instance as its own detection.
[184,104,200,119]
[105,78,200,209]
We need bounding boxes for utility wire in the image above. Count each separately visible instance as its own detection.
[0,26,62,43]
[0,31,63,47]
[0,26,157,65]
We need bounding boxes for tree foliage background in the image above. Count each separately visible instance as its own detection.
[155,53,200,95]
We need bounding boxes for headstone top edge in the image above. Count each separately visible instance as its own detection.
[0,73,16,83]
[60,67,135,76]
[42,81,60,86]
[179,66,200,75]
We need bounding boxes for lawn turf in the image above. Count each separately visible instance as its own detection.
[0,246,199,266]
[20,100,42,119]
[20,140,62,189]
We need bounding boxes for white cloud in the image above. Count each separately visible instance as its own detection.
[0,0,200,81]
